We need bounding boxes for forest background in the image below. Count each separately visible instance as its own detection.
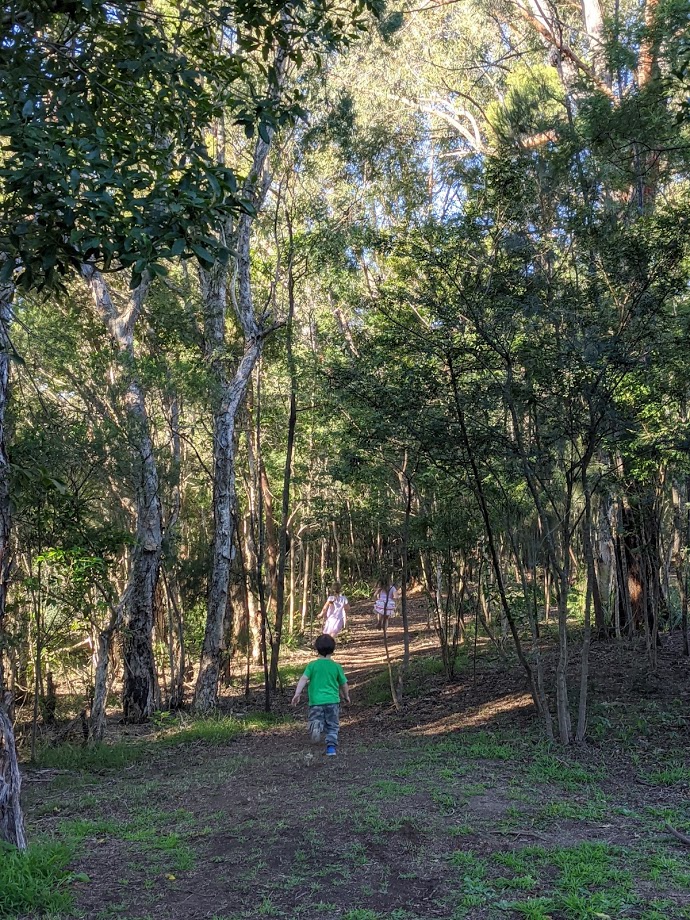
[1,0,690,910]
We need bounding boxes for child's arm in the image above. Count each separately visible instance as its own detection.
[340,680,351,705]
[291,674,309,706]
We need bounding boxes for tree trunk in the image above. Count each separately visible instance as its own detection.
[289,535,296,635]
[0,281,14,697]
[193,53,285,706]
[260,462,278,610]
[301,542,311,632]
[399,472,412,672]
[194,337,260,711]
[82,266,162,722]
[90,600,123,743]
[0,696,26,850]
[575,571,592,743]
[268,259,297,691]
[555,568,573,744]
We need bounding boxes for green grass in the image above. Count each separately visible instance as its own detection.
[527,753,599,788]
[422,731,517,764]
[59,807,197,874]
[35,740,148,770]
[277,663,306,685]
[0,839,76,917]
[644,762,690,786]
[160,712,286,746]
[490,842,638,918]
[449,849,487,878]
[537,797,608,822]
[34,712,285,771]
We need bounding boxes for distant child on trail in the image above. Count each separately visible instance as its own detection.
[291,634,350,756]
[320,582,349,638]
[373,576,397,630]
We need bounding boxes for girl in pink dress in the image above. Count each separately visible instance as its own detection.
[320,582,350,637]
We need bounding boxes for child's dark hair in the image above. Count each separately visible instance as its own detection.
[315,634,336,657]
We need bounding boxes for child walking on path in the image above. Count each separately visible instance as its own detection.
[373,576,398,630]
[291,634,350,756]
[320,582,349,638]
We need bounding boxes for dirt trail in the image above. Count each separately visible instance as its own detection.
[19,595,690,920]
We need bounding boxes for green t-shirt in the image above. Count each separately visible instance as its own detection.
[304,657,347,706]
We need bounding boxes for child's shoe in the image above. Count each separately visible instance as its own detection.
[326,744,337,756]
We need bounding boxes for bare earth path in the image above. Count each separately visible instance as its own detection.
[19,598,690,920]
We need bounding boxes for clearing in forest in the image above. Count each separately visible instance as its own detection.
[10,601,690,920]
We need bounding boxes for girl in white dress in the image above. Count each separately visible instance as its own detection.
[321,582,350,638]
[373,577,397,630]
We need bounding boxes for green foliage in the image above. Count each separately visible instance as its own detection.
[0,840,75,917]
[488,64,565,145]
[0,0,384,289]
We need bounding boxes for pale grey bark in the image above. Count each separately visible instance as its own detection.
[0,695,26,849]
[0,281,13,697]
[82,266,162,722]
[193,48,288,712]
[89,590,126,742]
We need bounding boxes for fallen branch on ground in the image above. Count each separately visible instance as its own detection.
[665,823,690,846]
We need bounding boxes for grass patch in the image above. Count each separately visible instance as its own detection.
[493,842,638,918]
[34,740,147,771]
[34,712,285,772]
[537,797,608,823]
[276,663,307,686]
[644,763,690,786]
[527,753,599,788]
[160,712,286,746]
[424,731,516,763]
[0,839,76,917]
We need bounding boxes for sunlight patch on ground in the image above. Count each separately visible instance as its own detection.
[406,691,534,736]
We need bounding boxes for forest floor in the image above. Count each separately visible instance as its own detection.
[11,596,690,920]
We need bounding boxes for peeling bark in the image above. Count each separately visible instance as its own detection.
[0,695,26,849]
[82,266,162,722]
[0,280,13,697]
[193,46,288,712]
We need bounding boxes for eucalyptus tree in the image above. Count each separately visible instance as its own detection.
[192,0,385,712]
[0,0,262,725]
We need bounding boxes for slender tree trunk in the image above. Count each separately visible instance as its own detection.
[82,266,162,722]
[0,694,26,850]
[162,569,186,709]
[447,356,543,720]
[289,536,296,635]
[575,571,592,743]
[555,568,573,744]
[194,43,286,710]
[583,485,606,636]
[194,333,261,710]
[0,282,13,698]
[320,537,327,601]
[90,598,124,743]
[260,462,278,611]
[399,472,412,672]
[268,250,298,691]
[301,543,311,632]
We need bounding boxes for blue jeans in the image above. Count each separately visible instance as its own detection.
[308,704,340,746]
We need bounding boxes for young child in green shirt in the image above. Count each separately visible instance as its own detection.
[291,634,350,756]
